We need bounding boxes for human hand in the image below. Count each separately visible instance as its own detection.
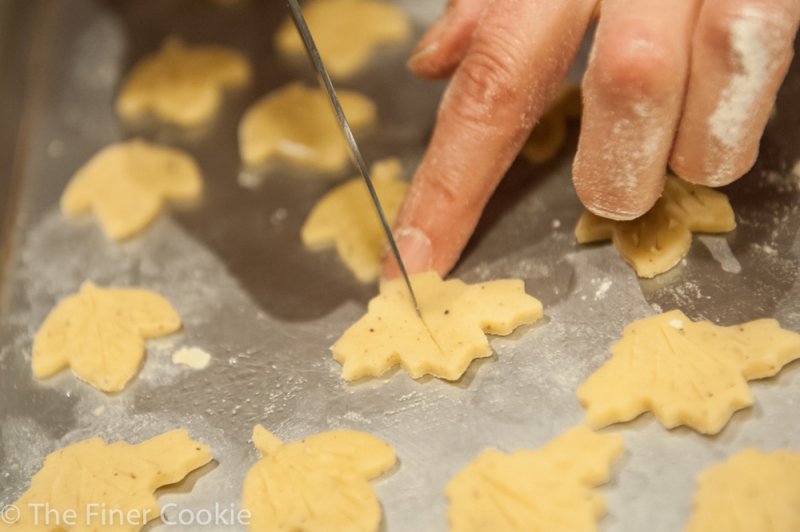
[383,0,800,278]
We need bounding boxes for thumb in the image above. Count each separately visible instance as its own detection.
[385,0,595,279]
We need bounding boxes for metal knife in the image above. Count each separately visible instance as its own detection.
[286,0,421,315]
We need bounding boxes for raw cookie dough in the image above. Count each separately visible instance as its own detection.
[117,37,251,127]
[686,449,800,532]
[242,425,396,532]
[0,429,212,531]
[332,271,544,381]
[33,282,181,392]
[239,82,376,171]
[577,310,800,434]
[275,0,410,78]
[575,176,736,278]
[446,426,623,532]
[301,158,407,282]
[61,139,203,240]
[521,86,582,164]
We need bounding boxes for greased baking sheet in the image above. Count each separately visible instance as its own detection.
[1,1,799,530]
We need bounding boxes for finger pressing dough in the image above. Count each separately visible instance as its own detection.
[239,82,376,171]
[275,0,411,78]
[33,282,181,392]
[117,37,251,127]
[575,176,736,278]
[577,310,800,434]
[61,139,202,240]
[521,86,582,165]
[242,425,396,532]
[446,426,623,532]
[332,272,544,381]
[0,429,212,531]
[301,158,407,282]
[686,449,800,532]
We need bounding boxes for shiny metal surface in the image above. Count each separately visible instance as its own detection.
[285,0,421,313]
[0,1,799,531]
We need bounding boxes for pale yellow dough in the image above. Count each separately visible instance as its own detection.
[521,86,582,165]
[332,272,544,381]
[687,449,800,532]
[575,176,736,278]
[242,425,396,532]
[61,139,202,241]
[117,37,251,127]
[275,0,410,78]
[446,426,623,532]
[301,158,407,282]
[577,310,800,434]
[33,282,181,392]
[239,82,376,171]
[0,429,212,531]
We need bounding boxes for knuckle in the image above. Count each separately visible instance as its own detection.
[447,35,525,125]
[590,30,683,100]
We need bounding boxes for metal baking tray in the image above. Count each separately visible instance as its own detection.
[1,1,799,530]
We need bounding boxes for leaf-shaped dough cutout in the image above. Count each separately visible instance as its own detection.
[239,82,376,171]
[242,425,396,532]
[0,429,212,531]
[117,37,251,127]
[686,449,800,532]
[275,0,410,78]
[61,139,202,240]
[521,86,581,165]
[577,310,800,434]
[575,176,736,278]
[446,426,623,532]
[302,158,407,282]
[332,272,544,381]
[32,282,181,392]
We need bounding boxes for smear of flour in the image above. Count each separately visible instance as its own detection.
[697,235,742,274]
[171,347,212,370]
[594,278,612,301]
[708,5,787,183]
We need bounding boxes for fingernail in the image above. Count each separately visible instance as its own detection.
[393,227,433,274]
[407,41,440,71]
[407,9,452,70]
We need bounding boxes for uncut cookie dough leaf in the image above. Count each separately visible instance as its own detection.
[446,426,623,532]
[686,449,800,532]
[32,282,181,392]
[301,158,407,282]
[0,429,212,531]
[117,37,251,127]
[275,0,410,78]
[577,310,800,434]
[61,139,202,240]
[575,176,736,278]
[239,82,376,171]
[242,425,396,532]
[332,272,544,381]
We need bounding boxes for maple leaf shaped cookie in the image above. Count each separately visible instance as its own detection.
[275,0,410,78]
[577,310,800,434]
[61,139,202,241]
[302,158,407,282]
[33,282,181,392]
[575,176,736,277]
[332,272,544,381]
[0,429,212,531]
[238,82,376,171]
[242,425,396,532]
[521,85,582,165]
[687,449,800,532]
[117,37,251,127]
[447,426,623,532]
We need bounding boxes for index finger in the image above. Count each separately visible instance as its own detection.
[384,0,597,278]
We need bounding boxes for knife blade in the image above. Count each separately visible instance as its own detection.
[285,0,421,315]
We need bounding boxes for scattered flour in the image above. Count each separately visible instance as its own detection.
[669,319,684,330]
[92,405,105,416]
[171,346,212,370]
[551,219,561,229]
[593,278,612,301]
